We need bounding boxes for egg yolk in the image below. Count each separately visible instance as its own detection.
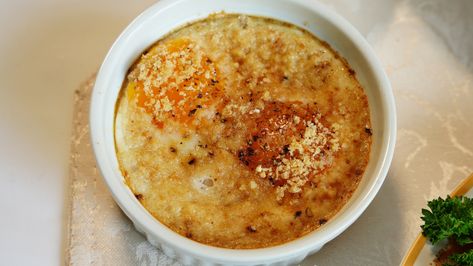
[126,38,224,128]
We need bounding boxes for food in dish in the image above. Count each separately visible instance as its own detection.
[115,13,372,249]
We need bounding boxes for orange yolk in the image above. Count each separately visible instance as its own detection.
[126,39,223,128]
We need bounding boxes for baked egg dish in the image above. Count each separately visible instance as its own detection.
[115,13,371,249]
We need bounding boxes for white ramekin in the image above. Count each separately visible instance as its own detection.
[90,0,396,265]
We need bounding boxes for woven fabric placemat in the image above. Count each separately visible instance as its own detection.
[65,77,179,266]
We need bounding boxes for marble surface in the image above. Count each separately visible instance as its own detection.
[1,0,472,265]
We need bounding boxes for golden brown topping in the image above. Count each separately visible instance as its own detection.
[115,14,371,249]
[126,38,224,128]
[238,101,340,200]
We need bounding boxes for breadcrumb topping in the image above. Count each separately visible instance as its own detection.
[126,38,223,128]
[115,13,371,249]
[255,114,340,200]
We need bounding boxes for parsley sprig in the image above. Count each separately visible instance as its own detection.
[449,249,473,266]
[421,196,473,266]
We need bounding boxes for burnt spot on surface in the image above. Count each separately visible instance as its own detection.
[238,149,250,166]
[354,168,364,176]
[282,144,290,155]
[294,211,302,218]
[238,146,256,166]
[188,158,196,165]
[134,194,143,200]
[319,219,327,225]
[365,127,373,136]
[188,108,197,116]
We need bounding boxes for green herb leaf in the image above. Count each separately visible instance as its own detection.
[420,196,473,246]
[448,249,473,266]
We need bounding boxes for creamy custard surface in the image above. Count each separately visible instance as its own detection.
[115,14,371,249]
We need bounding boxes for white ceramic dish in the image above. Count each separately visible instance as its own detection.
[90,0,396,265]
